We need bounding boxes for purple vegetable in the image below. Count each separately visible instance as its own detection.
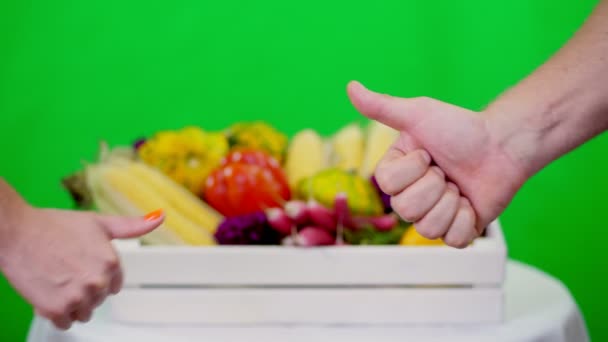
[133,137,147,150]
[214,211,280,245]
[370,175,392,213]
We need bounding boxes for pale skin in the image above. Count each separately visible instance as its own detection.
[0,0,607,332]
[0,179,164,330]
[347,0,608,248]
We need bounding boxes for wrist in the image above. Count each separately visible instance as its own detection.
[484,85,608,180]
[484,100,556,179]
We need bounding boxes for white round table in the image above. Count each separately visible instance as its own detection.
[26,260,589,342]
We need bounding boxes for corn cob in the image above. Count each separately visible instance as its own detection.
[359,120,399,178]
[85,157,219,246]
[329,123,364,172]
[124,160,222,235]
[86,162,185,245]
[284,129,326,190]
[96,177,186,246]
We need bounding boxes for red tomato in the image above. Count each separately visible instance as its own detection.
[221,148,288,185]
[204,150,291,217]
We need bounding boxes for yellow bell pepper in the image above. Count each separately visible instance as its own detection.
[399,226,445,246]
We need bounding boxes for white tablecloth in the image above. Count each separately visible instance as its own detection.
[26,260,589,342]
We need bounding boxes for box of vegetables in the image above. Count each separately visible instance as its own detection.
[63,120,507,324]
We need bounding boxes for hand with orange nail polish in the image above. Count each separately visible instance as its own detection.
[0,178,163,330]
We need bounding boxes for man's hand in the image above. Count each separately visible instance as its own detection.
[347,81,527,248]
[346,1,608,248]
[0,205,163,330]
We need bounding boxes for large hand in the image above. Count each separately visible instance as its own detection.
[0,206,163,329]
[347,81,527,248]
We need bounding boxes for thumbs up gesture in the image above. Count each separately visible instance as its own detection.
[0,206,164,330]
[347,81,527,248]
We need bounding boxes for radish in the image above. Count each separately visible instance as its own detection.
[368,213,398,231]
[346,213,399,231]
[333,192,350,226]
[332,192,398,232]
[307,199,337,231]
[282,226,335,247]
[284,200,309,225]
[266,207,293,235]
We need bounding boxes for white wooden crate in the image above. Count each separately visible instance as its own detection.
[109,220,507,324]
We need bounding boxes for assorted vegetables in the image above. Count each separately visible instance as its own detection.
[63,120,448,247]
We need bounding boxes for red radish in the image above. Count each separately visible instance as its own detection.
[307,199,337,231]
[266,207,293,235]
[333,192,350,226]
[284,200,309,225]
[333,193,365,230]
[282,226,335,247]
[333,193,350,245]
[346,213,399,231]
[332,192,399,232]
[369,213,399,231]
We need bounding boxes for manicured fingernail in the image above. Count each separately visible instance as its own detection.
[421,150,431,164]
[144,209,163,221]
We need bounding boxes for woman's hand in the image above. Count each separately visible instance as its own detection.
[0,204,163,330]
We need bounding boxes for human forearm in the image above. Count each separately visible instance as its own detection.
[486,0,608,178]
[0,178,31,254]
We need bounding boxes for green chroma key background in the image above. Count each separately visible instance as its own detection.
[1,0,606,340]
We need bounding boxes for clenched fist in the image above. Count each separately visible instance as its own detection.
[0,204,163,330]
[347,81,528,248]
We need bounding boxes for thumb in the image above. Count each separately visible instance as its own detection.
[346,81,419,130]
[96,209,165,239]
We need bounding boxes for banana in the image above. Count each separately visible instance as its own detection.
[329,123,364,172]
[284,129,326,189]
[85,153,221,246]
[359,120,399,178]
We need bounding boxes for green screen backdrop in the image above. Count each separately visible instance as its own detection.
[1,0,606,341]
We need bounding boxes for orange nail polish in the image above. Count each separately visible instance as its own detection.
[144,209,163,221]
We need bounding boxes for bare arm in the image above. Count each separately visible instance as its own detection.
[487,0,608,177]
[0,178,29,253]
[347,0,608,248]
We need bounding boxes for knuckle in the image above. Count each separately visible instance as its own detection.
[444,234,469,249]
[86,276,108,292]
[376,169,399,195]
[104,255,120,271]
[412,151,429,169]
[52,319,71,331]
[417,223,444,240]
[64,293,84,310]
[375,168,391,189]
[39,307,63,320]
[394,203,418,223]
[78,309,93,322]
